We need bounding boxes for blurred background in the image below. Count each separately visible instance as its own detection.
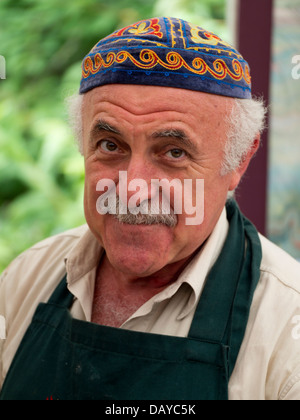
[0,0,299,272]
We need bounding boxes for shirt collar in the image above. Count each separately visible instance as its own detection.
[175,207,229,319]
[64,227,102,321]
[65,227,103,284]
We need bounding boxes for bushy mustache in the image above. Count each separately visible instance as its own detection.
[98,194,178,228]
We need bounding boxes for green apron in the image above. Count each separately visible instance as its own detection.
[0,201,262,400]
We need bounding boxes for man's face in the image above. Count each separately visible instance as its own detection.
[82,84,238,277]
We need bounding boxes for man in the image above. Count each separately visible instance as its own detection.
[0,17,300,400]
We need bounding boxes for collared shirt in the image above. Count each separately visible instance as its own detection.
[1,208,300,400]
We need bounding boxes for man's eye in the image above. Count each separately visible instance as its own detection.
[99,140,119,152]
[166,149,186,159]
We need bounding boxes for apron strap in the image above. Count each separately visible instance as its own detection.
[48,274,74,309]
[227,216,262,376]
[188,200,262,377]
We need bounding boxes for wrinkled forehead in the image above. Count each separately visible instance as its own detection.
[82,84,234,124]
[81,84,233,154]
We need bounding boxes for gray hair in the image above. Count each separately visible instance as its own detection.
[66,93,85,155]
[66,93,267,174]
[222,97,267,175]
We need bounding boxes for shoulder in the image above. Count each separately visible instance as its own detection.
[22,225,88,255]
[0,225,89,294]
[259,233,300,294]
[0,225,90,388]
[232,234,300,399]
[1,225,88,274]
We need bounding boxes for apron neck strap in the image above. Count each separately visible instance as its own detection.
[48,274,74,309]
[188,200,262,377]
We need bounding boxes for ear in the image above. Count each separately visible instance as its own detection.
[228,135,261,191]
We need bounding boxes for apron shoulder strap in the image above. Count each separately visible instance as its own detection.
[227,216,262,376]
[188,200,262,377]
[48,274,74,309]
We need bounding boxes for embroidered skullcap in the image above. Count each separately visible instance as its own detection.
[80,17,251,99]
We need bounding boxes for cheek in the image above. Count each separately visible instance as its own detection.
[84,160,116,211]
[84,178,97,232]
[202,178,230,231]
[84,169,98,212]
[83,166,106,233]
[172,177,228,250]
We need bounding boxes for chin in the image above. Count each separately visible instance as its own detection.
[103,220,175,276]
[111,257,159,277]
[105,244,164,277]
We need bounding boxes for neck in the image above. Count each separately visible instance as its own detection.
[91,251,198,327]
[98,252,195,294]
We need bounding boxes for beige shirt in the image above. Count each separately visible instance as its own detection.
[1,207,300,400]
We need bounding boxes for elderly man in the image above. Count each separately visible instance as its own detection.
[1,17,300,401]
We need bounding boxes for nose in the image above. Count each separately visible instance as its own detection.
[116,157,159,207]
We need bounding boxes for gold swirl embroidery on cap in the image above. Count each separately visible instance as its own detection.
[190,26,233,49]
[82,49,251,85]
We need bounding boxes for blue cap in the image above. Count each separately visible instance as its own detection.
[80,17,251,99]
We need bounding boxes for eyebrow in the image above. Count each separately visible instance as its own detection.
[90,120,199,154]
[151,128,199,154]
[90,119,121,140]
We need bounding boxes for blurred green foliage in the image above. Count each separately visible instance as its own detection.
[0,0,227,272]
